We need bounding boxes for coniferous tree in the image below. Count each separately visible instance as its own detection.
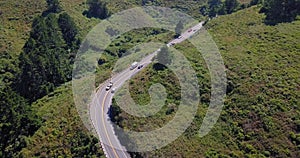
[0,86,41,157]
[17,14,73,102]
[224,0,239,14]
[200,5,209,16]
[85,0,109,19]
[46,0,61,13]
[208,0,222,17]
[261,0,300,25]
[58,13,80,48]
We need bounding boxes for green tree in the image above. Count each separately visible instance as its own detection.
[58,12,80,48]
[224,0,239,14]
[0,86,41,157]
[70,131,103,157]
[175,20,183,37]
[261,0,300,25]
[200,5,209,16]
[208,0,222,17]
[16,14,72,102]
[250,0,261,6]
[46,0,61,13]
[85,0,109,19]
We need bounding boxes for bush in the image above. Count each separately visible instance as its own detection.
[84,0,109,19]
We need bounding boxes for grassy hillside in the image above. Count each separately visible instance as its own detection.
[1,0,299,157]
[0,0,45,89]
[0,0,204,88]
[0,0,208,156]
[114,6,300,157]
[0,0,45,55]
[20,84,104,157]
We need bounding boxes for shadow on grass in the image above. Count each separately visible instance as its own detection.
[152,63,167,71]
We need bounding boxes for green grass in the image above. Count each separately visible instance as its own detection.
[0,0,45,55]
[1,0,299,157]
[113,6,300,157]
[0,0,47,101]
[20,84,105,157]
[95,27,174,85]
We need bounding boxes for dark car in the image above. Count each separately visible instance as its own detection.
[138,65,144,69]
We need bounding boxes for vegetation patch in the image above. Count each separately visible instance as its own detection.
[112,6,300,157]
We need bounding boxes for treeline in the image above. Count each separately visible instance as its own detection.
[0,0,113,156]
[200,0,242,18]
[83,0,110,19]
[0,86,42,157]
[1,0,80,157]
[16,12,79,102]
[201,0,300,25]
[260,0,300,25]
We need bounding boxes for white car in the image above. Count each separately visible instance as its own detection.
[105,82,113,91]
[105,85,111,91]
[130,62,138,70]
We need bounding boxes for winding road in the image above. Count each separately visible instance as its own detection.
[90,21,204,158]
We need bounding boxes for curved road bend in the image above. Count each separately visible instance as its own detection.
[90,22,204,158]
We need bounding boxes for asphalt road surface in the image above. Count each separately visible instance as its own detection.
[90,21,204,158]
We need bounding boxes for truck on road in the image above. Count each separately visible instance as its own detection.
[130,61,138,70]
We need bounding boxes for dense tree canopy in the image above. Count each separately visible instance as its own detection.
[16,13,79,102]
[206,0,240,17]
[84,0,109,19]
[46,0,61,13]
[224,0,239,14]
[58,13,80,48]
[261,0,300,24]
[208,0,223,17]
[0,87,41,157]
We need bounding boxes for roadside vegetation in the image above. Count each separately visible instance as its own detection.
[20,84,104,157]
[0,0,100,156]
[112,5,300,158]
[0,0,299,157]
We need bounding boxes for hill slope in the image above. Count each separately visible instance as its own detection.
[1,0,299,157]
[20,84,104,157]
[114,6,300,157]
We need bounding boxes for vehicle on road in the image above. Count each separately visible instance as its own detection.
[105,82,113,91]
[111,88,115,93]
[188,29,193,32]
[178,35,182,39]
[92,21,204,158]
[130,61,138,70]
[105,85,111,91]
[138,65,144,69]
